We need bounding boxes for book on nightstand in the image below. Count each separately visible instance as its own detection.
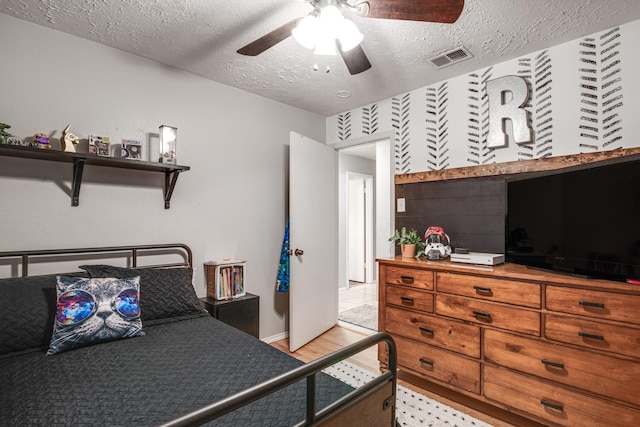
[204,259,246,300]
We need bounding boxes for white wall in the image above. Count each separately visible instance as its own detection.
[327,20,640,172]
[0,14,326,340]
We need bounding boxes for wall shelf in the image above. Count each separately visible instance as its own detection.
[0,144,190,209]
[395,146,640,184]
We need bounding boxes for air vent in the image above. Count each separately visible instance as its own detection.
[429,47,473,69]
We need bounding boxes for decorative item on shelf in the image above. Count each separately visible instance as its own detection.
[60,125,79,153]
[421,226,452,260]
[159,125,177,164]
[0,123,10,144]
[148,132,160,162]
[0,124,25,146]
[89,134,110,157]
[33,132,51,149]
[121,139,142,160]
[389,227,425,259]
[4,136,23,145]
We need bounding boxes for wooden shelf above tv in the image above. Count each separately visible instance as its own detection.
[395,147,640,184]
[0,144,190,209]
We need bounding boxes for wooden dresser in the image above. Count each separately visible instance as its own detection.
[378,257,640,427]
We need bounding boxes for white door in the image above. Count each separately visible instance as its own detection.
[289,132,338,352]
[348,176,366,283]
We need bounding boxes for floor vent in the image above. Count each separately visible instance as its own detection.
[429,46,473,69]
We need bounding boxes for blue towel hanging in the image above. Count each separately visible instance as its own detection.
[276,219,290,292]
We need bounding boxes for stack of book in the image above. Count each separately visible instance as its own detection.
[205,260,246,300]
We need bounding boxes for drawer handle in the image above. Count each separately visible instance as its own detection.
[472,310,491,319]
[578,331,605,340]
[419,326,434,335]
[400,296,414,305]
[579,300,605,308]
[473,285,493,294]
[419,358,434,366]
[400,275,414,284]
[540,399,564,411]
[541,359,565,369]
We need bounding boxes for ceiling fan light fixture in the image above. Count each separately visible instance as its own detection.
[292,0,364,55]
[319,4,344,33]
[338,19,363,52]
[292,15,319,50]
[314,33,337,55]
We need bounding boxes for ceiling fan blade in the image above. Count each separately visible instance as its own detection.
[358,0,464,23]
[338,42,372,75]
[237,17,303,56]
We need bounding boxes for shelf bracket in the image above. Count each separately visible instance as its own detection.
[164,170,181,209]
[71,158,86,207]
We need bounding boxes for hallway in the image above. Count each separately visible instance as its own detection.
[338,281,378,334]
[339,281,377,312]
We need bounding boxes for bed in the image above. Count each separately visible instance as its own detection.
[0,244,397,426]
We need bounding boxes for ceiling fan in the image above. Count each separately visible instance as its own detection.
[237,0,465,75]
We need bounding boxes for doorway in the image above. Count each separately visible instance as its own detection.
[335,134,395,332]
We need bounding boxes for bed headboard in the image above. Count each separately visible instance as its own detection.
[0,243,192,278]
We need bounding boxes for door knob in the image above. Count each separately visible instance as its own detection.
[288,248,304,256]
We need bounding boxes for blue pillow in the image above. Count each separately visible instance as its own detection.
[47,276,145,355]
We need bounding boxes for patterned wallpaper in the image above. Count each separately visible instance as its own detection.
[327,20,639,175]
[577,26,624,151]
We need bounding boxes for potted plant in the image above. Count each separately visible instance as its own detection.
[389,227,425,258]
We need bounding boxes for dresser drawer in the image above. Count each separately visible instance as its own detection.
[484,365,640,427]
[393,335,480,394]
[436,272,541,308]
[385,305,480,358]
[546,286,640,325]
[436,294,540,336]
[384,266,434,290]
[546,314,640,359]
[386,285,433,313]
[484,329,640,406]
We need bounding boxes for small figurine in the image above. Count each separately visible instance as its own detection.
[89,135,110,157]
[424,226,452,260]
[33,133,51,149]
[61,125,79,153]
[0,123,10,144]
[4,136,23,145]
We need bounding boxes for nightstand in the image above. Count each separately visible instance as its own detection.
[199,293,259,338]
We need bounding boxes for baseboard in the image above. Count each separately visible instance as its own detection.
[262,331,288,344]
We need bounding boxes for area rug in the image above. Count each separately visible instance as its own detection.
[323,360,493,427]
[338,304,378,331]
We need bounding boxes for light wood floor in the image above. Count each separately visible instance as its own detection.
[271,324,545,427]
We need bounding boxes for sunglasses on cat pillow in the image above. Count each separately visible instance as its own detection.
[56,288,140,326]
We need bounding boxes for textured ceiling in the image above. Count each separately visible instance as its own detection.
[2,0,639,116]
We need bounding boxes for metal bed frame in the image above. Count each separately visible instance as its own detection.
[161,332,397,427]
[0,243,193,276]
[0,243,398,426]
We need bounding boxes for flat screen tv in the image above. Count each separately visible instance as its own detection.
[506,158,640,283]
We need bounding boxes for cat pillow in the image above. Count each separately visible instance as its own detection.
[47,276,145,355]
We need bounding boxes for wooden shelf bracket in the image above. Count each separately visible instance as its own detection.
[71,157,86,207]
[164,169,181,209]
